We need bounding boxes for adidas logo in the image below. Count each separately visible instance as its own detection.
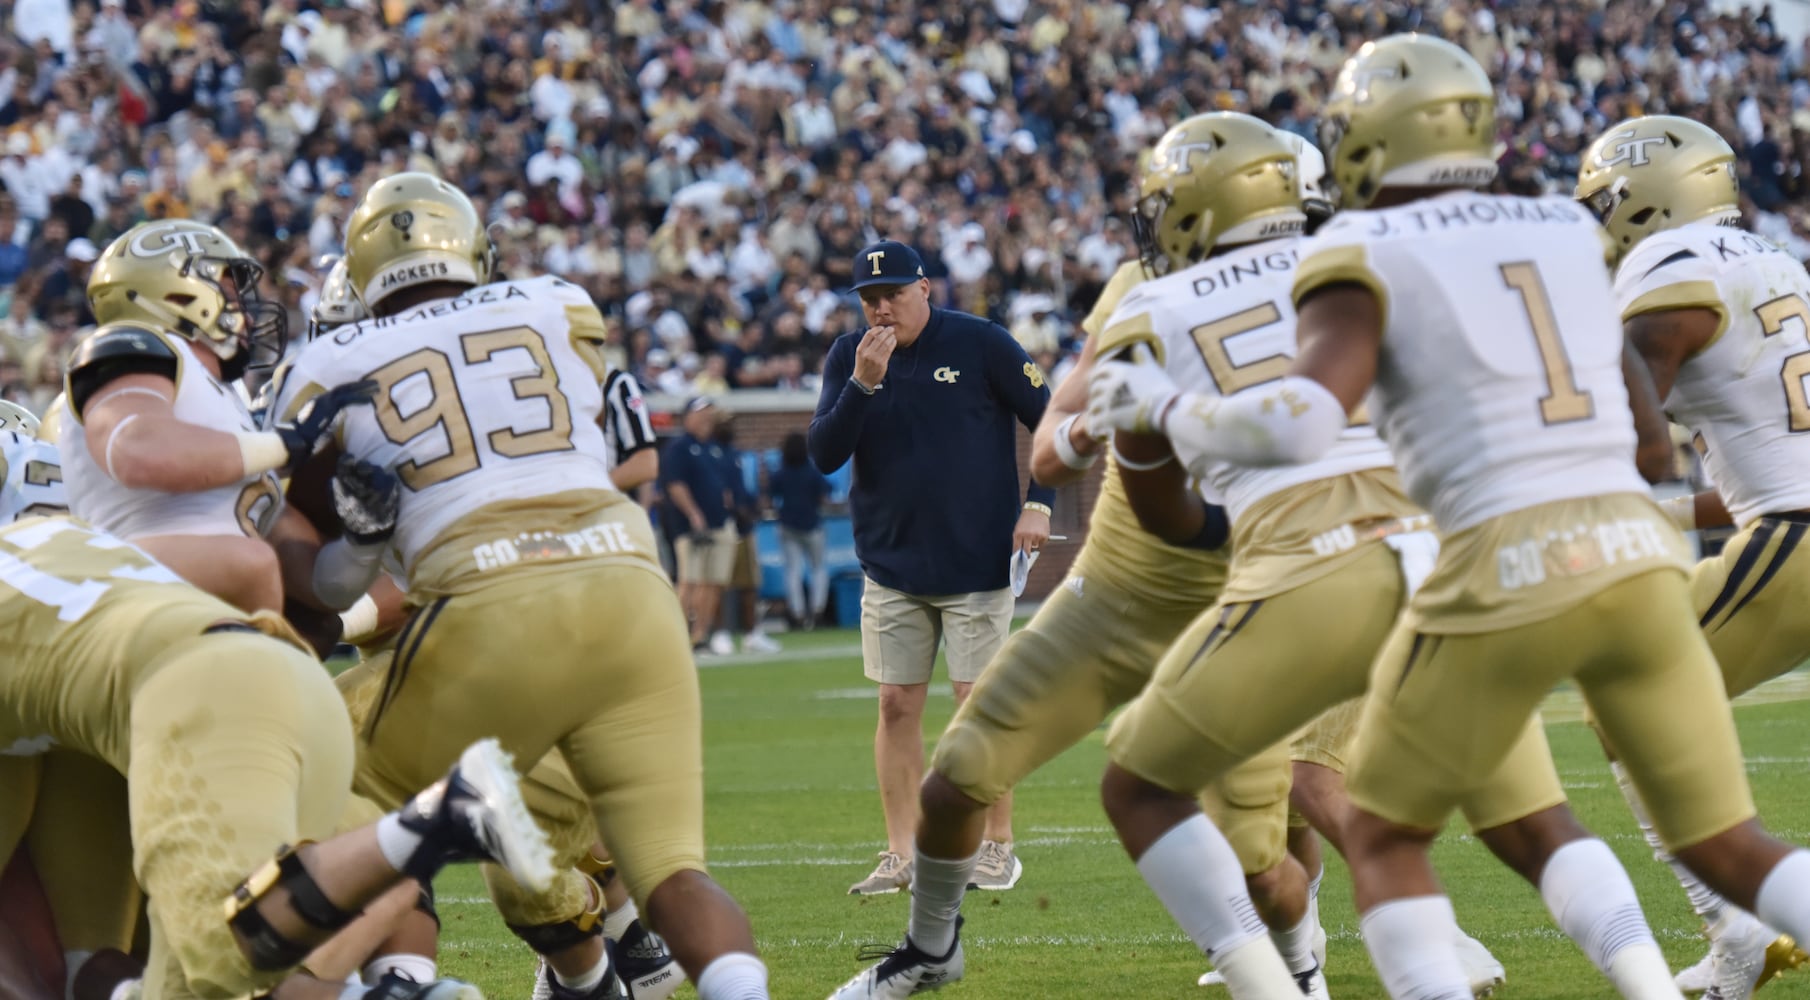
[1066,576,1085,598]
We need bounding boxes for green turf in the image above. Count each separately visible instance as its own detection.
[429,634,1810,999]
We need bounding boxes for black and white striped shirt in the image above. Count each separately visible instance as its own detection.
[601,367,658,470]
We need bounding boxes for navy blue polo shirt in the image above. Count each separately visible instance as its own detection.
[808,307,1055,595]
[660,432,733,529]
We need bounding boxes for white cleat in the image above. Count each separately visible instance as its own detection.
[1202,922,1327,989]
[1456,933,1505,998]
[828,919,964,999]
[1677,949,1715,996]
[397,738,557,893]
[1295,965,1331,999]
[1701,911,1808,999]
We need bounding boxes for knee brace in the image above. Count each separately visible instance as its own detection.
[577,848,617,890]
[506,880,606,956]
[224,843,359,971]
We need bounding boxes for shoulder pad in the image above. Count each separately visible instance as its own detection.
[66,322,180,419]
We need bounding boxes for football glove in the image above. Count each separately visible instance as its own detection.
[275,379,379,472]
[1086,345,1182,436]
[330,453,401,546]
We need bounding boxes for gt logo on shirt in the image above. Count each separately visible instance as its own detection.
[934,366,960,383]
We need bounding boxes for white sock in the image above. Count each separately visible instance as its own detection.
[1539,838,1673,996]
[375,813,425,873]
[1611,761,1731,925]
[907,849,978,955]
[362,953,436,985]
[603,899,638,944]
[1271,910,1319,976]
[1755,850,1810,947]
[1135,816,1270,958]
[695,952,769,1000]
[553,950,609,992]
[1360,896,1473,1000]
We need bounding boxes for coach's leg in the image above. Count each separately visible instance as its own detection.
[859,578,939,888]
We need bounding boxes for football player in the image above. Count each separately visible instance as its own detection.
[0,429,551,1000]
[1098,34,1810,1000]
[270,172,768,1000]
[303,258,684,1000]
[1578,116,1810,998]
[63,220,374,614]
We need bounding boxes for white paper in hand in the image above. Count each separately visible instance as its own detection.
[1009,546,1041,597]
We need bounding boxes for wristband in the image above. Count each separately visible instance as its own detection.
[1022,501,1052,517]
[1659,494,1696,532]
[1051,413,1098,470]
[1111,441,1175,472]
[339,593,382,644]
[235,431,290,477]
[849,375,878,396]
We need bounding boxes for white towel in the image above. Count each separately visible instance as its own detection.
[1009,546,1041,597]
[1383,530,1440,598]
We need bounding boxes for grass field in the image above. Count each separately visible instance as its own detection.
[426,628,1810,1000]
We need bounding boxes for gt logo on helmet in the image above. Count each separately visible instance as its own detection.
[1595,134,1667,169]
[127,224,213,258]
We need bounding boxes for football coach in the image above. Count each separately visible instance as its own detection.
[810,239,1054,896]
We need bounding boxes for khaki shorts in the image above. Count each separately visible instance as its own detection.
[1695,514,1810,697]
[353,557,705,910]
[1348,569,1754,850]
[730,531,760,590]
[933,575,1209,805]
[338,653,602,931]
[1110,542,1404,874]
[675,524,738,588]
[860,577,1013,685]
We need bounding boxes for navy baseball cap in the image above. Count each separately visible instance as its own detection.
[851,240,927,290]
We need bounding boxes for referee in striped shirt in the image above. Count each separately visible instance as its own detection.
[602,366,660,490]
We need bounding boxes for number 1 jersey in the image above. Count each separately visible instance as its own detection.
[270,276,620,589]
[1293,192,1648,533]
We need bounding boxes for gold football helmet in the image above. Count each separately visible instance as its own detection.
[0,400,39,437]
[308,256,367,339]
[87,220,286,382]
[1575,116,1741,252]
[343,172,495,312]
[1133,112,1305,276]
[1319,34,1498,209]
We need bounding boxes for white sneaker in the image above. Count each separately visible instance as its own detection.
[742,630,781,654]
[1703,911,1808,999]
[849,852,913,896]
[967,840,1023,891]
[1456,933,1505,998]
[1200,919,1326,989]
[827,918,964,999]
[709,631,734,655]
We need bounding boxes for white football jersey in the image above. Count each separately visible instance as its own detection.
[1616,224,1810,528]
[271,275,617,581]
[0,431,65,522]
[61,331,282,540]
[1294,193,1647,533]
[1101,237,1394,523]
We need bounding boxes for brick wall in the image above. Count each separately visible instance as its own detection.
[648,392,1102,600]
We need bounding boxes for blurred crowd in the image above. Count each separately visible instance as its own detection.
[1,0,1808,409]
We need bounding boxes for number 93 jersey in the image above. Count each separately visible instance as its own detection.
[1098,237,1393,523]
[1294,192,1649,533]
[269,275,617,586]
[1615,223,1810,528]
